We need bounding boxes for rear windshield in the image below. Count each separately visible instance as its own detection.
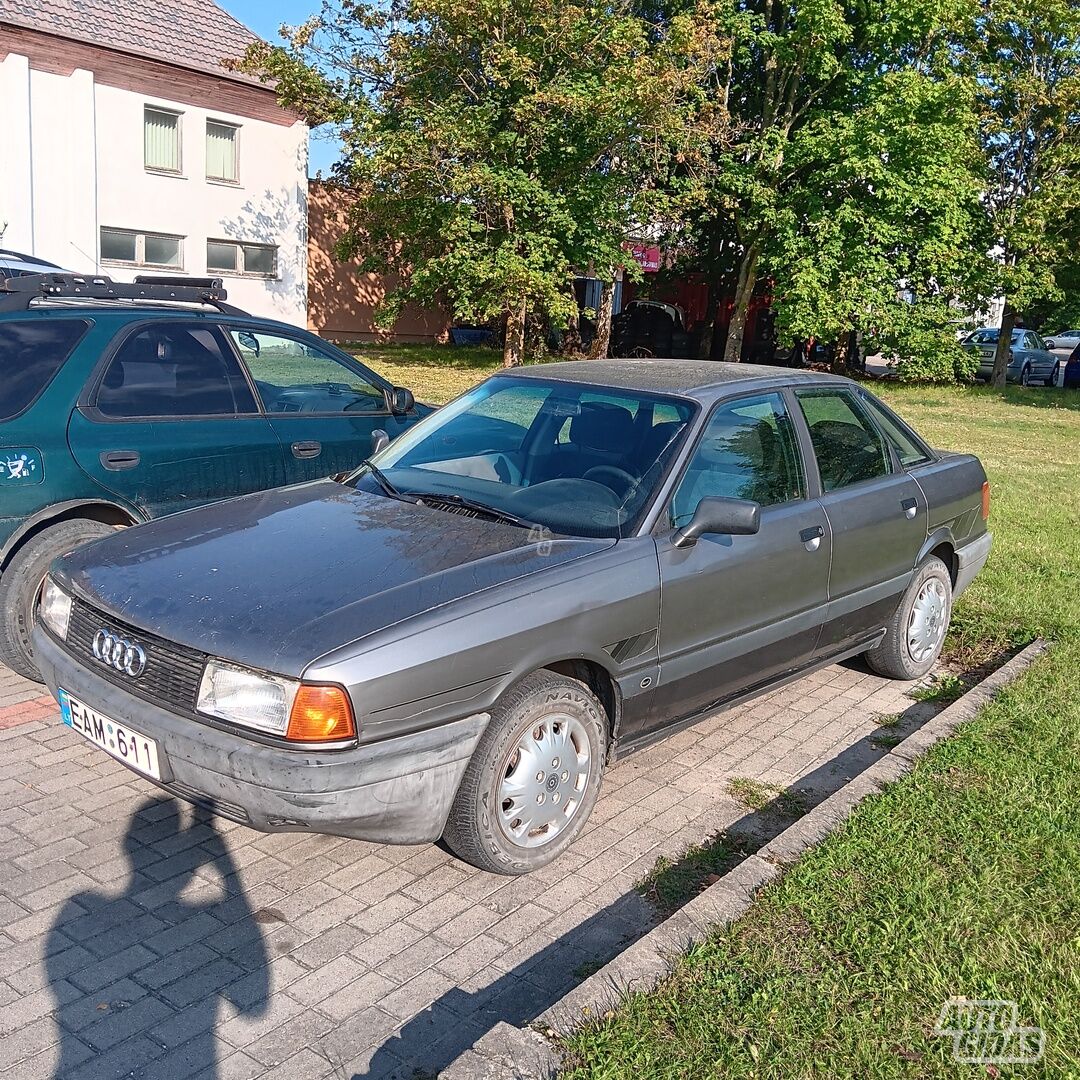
[0,319,90,421]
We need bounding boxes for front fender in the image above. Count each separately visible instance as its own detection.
[0,498,143,567]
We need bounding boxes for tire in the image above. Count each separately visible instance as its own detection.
[0,519,114,680]
[443,670,607,875]
[864,556,952,681]
[1021,364,1032,387]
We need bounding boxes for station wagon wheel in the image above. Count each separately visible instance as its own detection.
[498,714,592,848]
[864,555,953,681]
[443,669,606,874]
[0,519,115,681]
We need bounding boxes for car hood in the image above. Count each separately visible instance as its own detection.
[55,481,614,675]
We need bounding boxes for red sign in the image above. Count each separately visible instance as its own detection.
[628,243,662,273]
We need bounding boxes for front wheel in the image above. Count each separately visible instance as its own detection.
[443,670,607,874]
[864,556,952,681]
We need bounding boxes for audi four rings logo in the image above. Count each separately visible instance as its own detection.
[91,629,147,677]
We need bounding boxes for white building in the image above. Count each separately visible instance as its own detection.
[0,0,308,323]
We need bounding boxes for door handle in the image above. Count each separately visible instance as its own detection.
[100,450,140,471]
[800,524,824,551]
[901,497,918,519]
[291,441,322,459]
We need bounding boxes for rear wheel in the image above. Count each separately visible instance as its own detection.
[443,670,606,874]
[1021,363,1033,387]
[0,520,114,680]
[864,556,952,681]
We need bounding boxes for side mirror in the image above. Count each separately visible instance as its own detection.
[386,386,415,415]
[370,429,390,455]
[237,331,260,356]
[673,496,760,548]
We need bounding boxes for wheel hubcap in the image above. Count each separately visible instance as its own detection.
[908,578,948,663]
[498,713,591,848]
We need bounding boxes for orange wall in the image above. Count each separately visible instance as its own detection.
[307,182,450,343]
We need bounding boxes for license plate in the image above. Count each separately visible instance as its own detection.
[58,689,162,780]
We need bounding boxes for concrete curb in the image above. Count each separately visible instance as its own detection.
[449,638,1049,1078]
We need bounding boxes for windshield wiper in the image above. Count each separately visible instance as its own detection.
[362,460,405,500]
[404,491,538,530]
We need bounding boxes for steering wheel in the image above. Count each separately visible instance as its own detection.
[583,465,638,498]
[343,396,382,412]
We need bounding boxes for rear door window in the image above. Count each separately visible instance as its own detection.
[796,389,892,492]
[96,323,257,418]
[0,318,90,420]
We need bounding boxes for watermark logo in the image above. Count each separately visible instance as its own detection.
[934,999,1044,1064]
[527,523,554,556]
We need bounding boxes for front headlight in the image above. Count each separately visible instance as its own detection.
[39,578,73,641]
[197,660,299,736]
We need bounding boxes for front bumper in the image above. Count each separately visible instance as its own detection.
[33,627,489,845]
[954,531,992,598]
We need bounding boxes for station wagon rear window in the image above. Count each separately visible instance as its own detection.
[0,319,90,421]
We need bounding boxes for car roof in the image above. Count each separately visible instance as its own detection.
[506,358,856,401]
[0,303,306,337]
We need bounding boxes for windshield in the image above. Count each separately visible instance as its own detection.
[968,329,1023,345]
[347,376,696,538]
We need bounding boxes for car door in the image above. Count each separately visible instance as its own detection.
[792,387,928,656]
[1022,332,1056,383]
[68,320,286,518]
[640,390,831,738]
[226,327,413,482]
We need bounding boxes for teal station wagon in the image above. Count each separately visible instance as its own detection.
[0,273,425,680]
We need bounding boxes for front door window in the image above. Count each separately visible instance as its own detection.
[669,392,805,527]
[230,331,385,415]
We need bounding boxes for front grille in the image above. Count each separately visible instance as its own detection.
[65,598,207,716]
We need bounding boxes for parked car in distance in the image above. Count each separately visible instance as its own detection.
[35,360,992,873]
[0,249,66,279]
[0,273,425,680]
[1052,344,1080,389]
[1043,328,1080,353]
[611,300,691,359]
[963,327,1057,385]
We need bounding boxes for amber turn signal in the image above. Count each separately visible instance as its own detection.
[286,685,356,742]
[981,480,991,520]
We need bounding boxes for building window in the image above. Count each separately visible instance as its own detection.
[144,107,182,173]
[101,228,183,269]
[207,240,277,278]
[206,121,239,183]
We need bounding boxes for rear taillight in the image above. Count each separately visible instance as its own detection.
[981,481,991,520]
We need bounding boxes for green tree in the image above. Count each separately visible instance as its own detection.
[240,0,728,367]
[974,0,1080,387]
[684,0,987,367]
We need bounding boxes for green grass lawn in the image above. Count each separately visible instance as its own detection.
[363,349,1080,1078]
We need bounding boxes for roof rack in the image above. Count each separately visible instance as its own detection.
[0,273,248,315]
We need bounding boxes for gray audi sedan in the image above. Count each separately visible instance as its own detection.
[34,361,992,874]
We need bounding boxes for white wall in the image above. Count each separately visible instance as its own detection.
[0,53,308,325]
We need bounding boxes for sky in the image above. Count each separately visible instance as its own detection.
[219,0,340,175]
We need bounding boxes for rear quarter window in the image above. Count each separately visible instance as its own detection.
[0,319,90,421]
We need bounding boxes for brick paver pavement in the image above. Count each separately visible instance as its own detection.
[0,659,931,1079]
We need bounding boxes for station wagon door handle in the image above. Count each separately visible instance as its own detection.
[901,497,919,519]
[291,441,322,459]
[799,525,825,551]
[100,450,140,471]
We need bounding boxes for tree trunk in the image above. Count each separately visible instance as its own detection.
[504,298,526,368]
[589,280,615,359]
[562,287,583,356]
[990,302,1015,389]
[722,244,760,363]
